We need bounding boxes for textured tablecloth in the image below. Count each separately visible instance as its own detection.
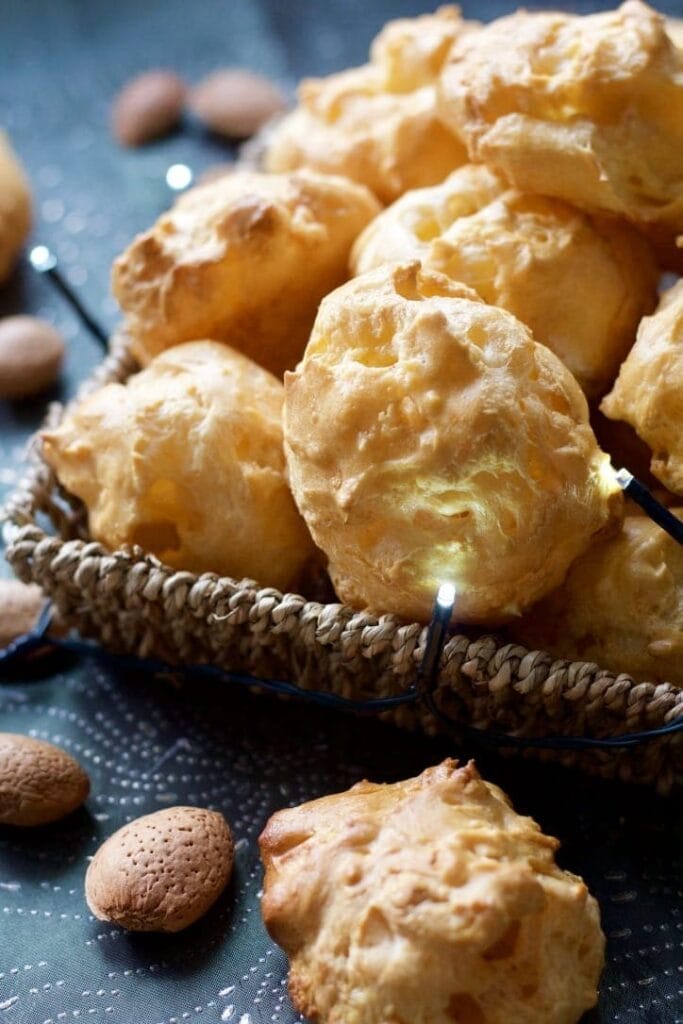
[1,2,682,1022]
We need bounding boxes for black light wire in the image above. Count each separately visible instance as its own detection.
[28,246,109,350]
[2,597,681,752]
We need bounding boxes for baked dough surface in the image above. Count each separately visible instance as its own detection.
[512,512,683,686]
[602,280,683,496]
[438,1,683,257]
[260,759,605,1024]
[265,7,468,203]
[0,131,31,284]
[42,341,315,590]
[353,165,657,397]
[284,262,622,624]
[112,170,380,375]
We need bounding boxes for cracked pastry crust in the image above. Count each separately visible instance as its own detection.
[284,261,622,625]
[260,758,605,1024]
[601,280,683,496]
[265,7,469,204]
[438,1,683,262]
[511,512,683,686]
[41,341,315,591]
[352,165,658,397]
[0,132,31,284]
[111,170,380,376]
[667,16,683,48]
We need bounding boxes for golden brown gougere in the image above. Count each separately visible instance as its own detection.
[0,131,31,284]
[112,170,380,376]
[602,280,683,497]
[511,512,683,686]
[42,341,316,591]
[266,6,469,203]
[352,164,658,398]
[284,262,622,626]
[260,759,605,1024]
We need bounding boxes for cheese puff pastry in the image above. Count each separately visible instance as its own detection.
[353,166,657,397]
[41,341,315,591]
[438,2,683,256]
[265,8,469,204]
[512,513,683,686]
[112,170,380,376]
[260,758,604,1024]
[666,17,683,49]
[602,280,683,496]
[0,132,31,284]
[284,262,622,625]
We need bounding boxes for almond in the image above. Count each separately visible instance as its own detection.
[189,69,286,139]
[0,578,44,647]
[0,733,90,826]
[0,317,64,399]
[112,70,186,147]
[85,806,234,932]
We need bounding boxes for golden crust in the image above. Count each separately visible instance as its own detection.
[666,16,683,49]
[601,280,683,496]
[265,8,468,204]
[41,341,315,591]
[438,2,683,250]
[353,166,657,397]
[284,262,622,625]
[112,170,380,376]
[352,163,508,270]
[0,132,31,284]
[259,759,604,1024]
[511,513,683,686]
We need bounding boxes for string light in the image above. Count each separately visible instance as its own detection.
[613,466,683,545]
[417,582,456,697]
[29,245,108,350]
[165,163,194,192]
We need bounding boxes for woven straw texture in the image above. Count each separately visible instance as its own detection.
[4,328,682,791]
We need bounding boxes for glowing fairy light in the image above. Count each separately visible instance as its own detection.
[28,244,57,272]
[417,582,456,697]
[165,163,194,192]
[611,464,683,545]
[29,244,108,350]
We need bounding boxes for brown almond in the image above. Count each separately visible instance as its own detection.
[85,806,234,932]
[112,70,186,147]
[189,69,286,139]
[0,578,44,647]
[0,316,64,399]
[0,733,90,826]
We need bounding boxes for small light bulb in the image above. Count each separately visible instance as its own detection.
[437,582,456,609]
[165,163,193,192]
[29,245,57,272]
[613,466,633,489]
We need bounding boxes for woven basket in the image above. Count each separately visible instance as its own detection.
[4,328,683,791]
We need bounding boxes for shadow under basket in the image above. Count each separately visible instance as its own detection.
[3,329,683,792]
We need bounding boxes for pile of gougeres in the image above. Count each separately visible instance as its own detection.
[40,2,683,688]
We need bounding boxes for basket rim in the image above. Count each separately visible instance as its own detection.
[3,327,683,748]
